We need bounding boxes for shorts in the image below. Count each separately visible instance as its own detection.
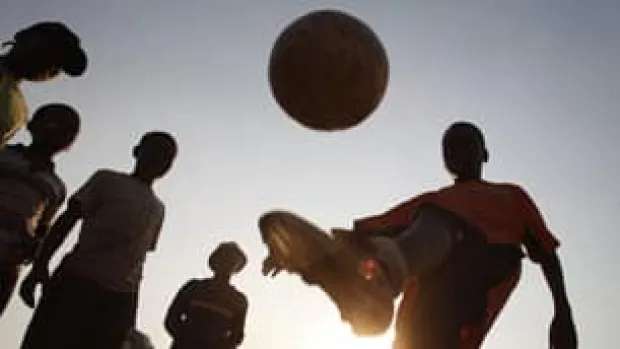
[21,266,138,349]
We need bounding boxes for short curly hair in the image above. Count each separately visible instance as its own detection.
[208,242,247,274]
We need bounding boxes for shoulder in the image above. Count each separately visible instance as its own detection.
[492,182,531,199]
[392,190,437,208]
[45,170,67,202]
[232,286,249,307]
[0,144,25,159]
[176,278,204,296]
[86,168,117,182]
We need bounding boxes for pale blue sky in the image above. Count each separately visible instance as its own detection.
[1,1,619,348]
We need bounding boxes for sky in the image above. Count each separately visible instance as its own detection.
[1,0,619,348]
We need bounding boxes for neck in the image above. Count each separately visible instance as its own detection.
[26,142,55,161]
[454,171,482,183]
[213,273,231,284]
[130,169,155,186]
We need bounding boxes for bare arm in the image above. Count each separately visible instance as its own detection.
[32,199,82,271]
[516,184,577,348]
[524,231,572,313]
[524,233,577,348]
[19,199,81,308]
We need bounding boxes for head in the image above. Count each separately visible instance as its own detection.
[442,121,488,180]
[2,21,87,81]
[27,103,80,154]
[208,242,248,279]
[132,131,178,181]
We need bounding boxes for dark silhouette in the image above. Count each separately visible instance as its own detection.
[266,122,577,349]
[0,104,80,316]
[358,122,577,348]
[0,22,87,146]
[19,131,177,349]
[165,242,249,349]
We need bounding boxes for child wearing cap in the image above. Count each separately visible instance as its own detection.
[0,21,87,146]
[0,103,80,317]
[165,242,249,349]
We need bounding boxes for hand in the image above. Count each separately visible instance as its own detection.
[550,309,577,349]
[261,255,283,277]
[19,266,49,309]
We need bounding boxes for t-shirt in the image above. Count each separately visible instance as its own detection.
[169,278,248,349]
[61,169,164,293]
[0,65,28,146]
[353,180,560,347]
[354,180,559,253]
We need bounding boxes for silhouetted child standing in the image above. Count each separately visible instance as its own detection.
[20,131,177,349]
[0,21,87,146]
[0,103,80,316]
[165,242,249,349]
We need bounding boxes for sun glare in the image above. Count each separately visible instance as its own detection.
[299,322,395,349]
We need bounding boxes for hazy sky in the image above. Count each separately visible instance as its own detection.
[1,0,619,348]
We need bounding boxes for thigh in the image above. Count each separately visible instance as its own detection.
[399,285,462,349]
[21,270,97,349]
[89,290,138,349]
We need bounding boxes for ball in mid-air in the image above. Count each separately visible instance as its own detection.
[268,9,389,131]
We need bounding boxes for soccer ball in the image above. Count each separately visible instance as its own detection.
[268,9,389,131]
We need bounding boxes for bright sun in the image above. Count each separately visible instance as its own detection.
[300,322,395,349]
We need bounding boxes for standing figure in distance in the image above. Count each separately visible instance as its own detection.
[165,242,249,349]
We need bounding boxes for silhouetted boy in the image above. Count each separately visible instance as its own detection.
[266,122,578,349]
[0,103,80,316]
[165,242,248,349]
[19,131,177,349]
[0,21,87,146]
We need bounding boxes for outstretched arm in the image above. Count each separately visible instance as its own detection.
[32,199,81,269]
[19,199,82,308]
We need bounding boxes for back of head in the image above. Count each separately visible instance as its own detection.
[133,131,178,179]
[4,21,87,78]
[442,121,488,179]
[208,242,248,276]
[28,103,80,152]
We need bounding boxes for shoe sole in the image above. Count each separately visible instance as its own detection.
[258,209,395,336]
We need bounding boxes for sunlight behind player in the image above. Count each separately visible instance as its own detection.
[299,318,395,349]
